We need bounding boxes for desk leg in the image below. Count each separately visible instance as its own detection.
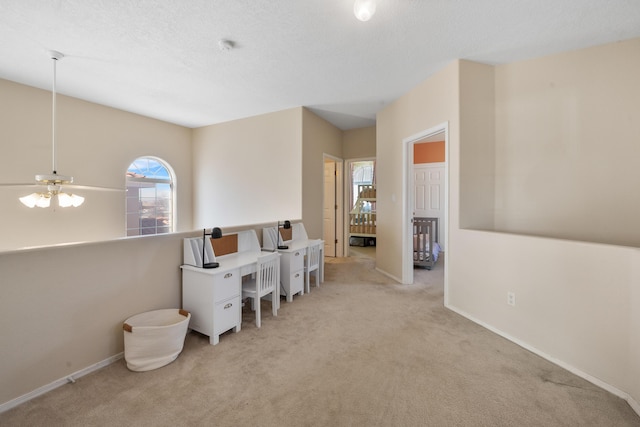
[210,334,219,345]
[277,280,281,309]
[320,248,325,283]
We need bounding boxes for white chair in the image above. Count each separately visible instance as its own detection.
[304,239,322,293]
[242,252,280,328]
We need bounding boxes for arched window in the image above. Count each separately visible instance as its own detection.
[126,157,174,236]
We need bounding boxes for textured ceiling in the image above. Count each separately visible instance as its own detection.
[1,0,639,130]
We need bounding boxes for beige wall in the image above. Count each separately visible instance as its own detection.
[191,108,303,229]
[301,108,343,240]
[376,61,460,281]
[377,40,639,411]
[459,61,495,230]
[3,37,638,416]
[493,38,640,247]
[0,79,193,251]
[0,232,193,407]
[451,231,640,410]
[0,90,336,410]
[343,125,376,159]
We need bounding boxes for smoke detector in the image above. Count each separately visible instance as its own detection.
[218,39,234,51]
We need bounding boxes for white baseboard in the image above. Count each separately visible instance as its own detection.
[375,267,402,283]
[628,396,640,418]
[0,353,123,414]
[445,304,640,418]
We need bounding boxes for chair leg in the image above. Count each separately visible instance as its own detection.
[272,292,277,317]
[305,271,310,294]
[255,297,261,328]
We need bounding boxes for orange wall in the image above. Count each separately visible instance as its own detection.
[414,141,445,163]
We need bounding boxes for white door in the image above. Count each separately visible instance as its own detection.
[323,161,336,257]
[414,163,445,250]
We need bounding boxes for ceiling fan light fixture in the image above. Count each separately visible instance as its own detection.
[19,51,85,208]
[58,192,84,207]
[354,0,376,21]
[35,173,73,185]
[37,194,52,208]
[19,192,52,208]
[19,193,44,208]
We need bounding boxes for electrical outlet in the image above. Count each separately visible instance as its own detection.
[507,292,516,306]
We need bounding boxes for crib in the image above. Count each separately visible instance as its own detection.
[123,309,191,372]
[349,184,377,238]
[413,217,440,270]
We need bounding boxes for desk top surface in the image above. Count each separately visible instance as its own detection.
[276,239,324,253]
[181,250,262,274]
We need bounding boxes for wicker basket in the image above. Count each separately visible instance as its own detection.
[123,309,190,372]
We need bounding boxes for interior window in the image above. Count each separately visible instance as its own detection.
[350,160,375,209]
[126,157,174,236]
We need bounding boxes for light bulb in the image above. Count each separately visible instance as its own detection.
[58,192,84,207]
[354,0,376,21]
[71,194,84,207]
[19,193,40,208]
[57,192,73,207]
[35,194,51,208]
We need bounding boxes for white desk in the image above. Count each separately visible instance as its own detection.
[262,225,324,302]
[277,241,306,302]
[181,230,263,345]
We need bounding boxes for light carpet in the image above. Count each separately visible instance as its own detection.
[1,255,638,426]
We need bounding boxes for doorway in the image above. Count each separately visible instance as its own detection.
[402,123,449,294]
[323,155,343,257]
[346,158,376,259]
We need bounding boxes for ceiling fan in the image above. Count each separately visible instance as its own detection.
[1,50,119,208]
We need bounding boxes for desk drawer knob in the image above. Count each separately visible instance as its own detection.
[295,273,300,278]
[224,273,233,278]
[295,252,301,256]
[224,303,233,309]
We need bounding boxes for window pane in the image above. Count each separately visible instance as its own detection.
[125,157,173,237]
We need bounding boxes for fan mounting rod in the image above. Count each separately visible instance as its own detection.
[50,50,64,176]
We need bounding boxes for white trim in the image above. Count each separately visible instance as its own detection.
[375,267,403,283]
[414,161,445,168]
[446,304,640,418]
[402,122,449,291]
[322,154,344,258]
[345,156,376,258]
[0,353,123,414]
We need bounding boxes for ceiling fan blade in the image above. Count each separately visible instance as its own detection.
[0,183,42,188]
[0,183,122,192]
[63,184,123,192]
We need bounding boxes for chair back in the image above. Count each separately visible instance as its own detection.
[307,239,322,271]
[256,252,280,298]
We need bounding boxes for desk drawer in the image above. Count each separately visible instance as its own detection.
[214,269,240,303]
[288,269,304,295]
[289,249,305,271]
[214,296,240,336]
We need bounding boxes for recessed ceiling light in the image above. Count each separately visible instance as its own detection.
[218,39,234,51]
[354,0,376,21]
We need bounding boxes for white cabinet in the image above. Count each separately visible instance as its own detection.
[261,224,324,303]
[182,266,242,345]
[280,248,305,302]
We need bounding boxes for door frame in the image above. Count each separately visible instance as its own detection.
[323,154,344,257]
[402,122,449,297]
[344,157,376,258]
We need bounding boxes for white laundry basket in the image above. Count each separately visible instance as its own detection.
[123,309,191,372]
